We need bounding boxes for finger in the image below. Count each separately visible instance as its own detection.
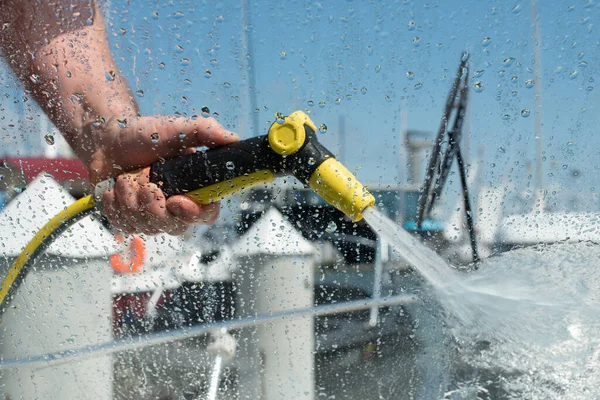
[103,189,136,233]
[166,197,220,225]
[114,174,141,227]
[138,183,189,235]
[169,116,239,148]
[116,116,239,169]
[165,196,203,224]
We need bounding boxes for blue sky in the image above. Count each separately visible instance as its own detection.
[1,0,599,210]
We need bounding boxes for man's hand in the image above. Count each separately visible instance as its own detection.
[0,1,239,235]
[89,116,239,235]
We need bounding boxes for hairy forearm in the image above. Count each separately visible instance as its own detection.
[0,0,138,165]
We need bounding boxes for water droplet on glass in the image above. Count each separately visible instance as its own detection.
[274,112,285,124]
[414,82,423,90]
[307,157,316,166]
[562,164,568,170]
[325,221,337,233]
[66,71,72,78]
[181,96,188,103]
[71,92,84,103]
[152,11,159,20]
[180,58,191,66]
[279,51,287,60]
[578,61,588,69]
[511,90,518,97]
[474,69,484,78]
[503,57,515,67]
[105,71,116,81]
[307,100,315,107]
[406,71,415,80]
[13,185,24,194]
[44,134,55,145]
[223,82,232,88]
[335,98,341,105]
[525,79,535,89]
[360,87,368,94]
[29,74,41,84]
[204,70,212,79]
[150,132,159,144]
[319,101,326,108]
[502,114,510,121]
[375,65,381,73]
[577,52,585,60]
[171,11,184,19]
[136,90,144,97]
[497,147,506,153]
[225,161,235,170]
[179,132,186,139]
[512,4,522,14]
[412,37,421,47]
[586,86,594,92]
[175,45,184,53]
[92,117,105,127]
[158,62,166,69]
[117,118,128,128]
[461,52,470,61]
[408,20,416,31]
[521,109,531,118]
[319,123,327,133]
[569,71,578,80]
[473,81,484,93]
[481,37,492,47]
[216,15,224,23]
[201,106,211,117]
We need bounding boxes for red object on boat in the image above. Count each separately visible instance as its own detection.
[0,157,89,184]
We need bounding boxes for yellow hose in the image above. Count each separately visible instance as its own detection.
[0,195,97,308]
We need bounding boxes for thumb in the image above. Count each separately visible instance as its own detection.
[116,115,239,170]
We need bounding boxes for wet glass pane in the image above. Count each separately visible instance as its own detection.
[1,1,600,399]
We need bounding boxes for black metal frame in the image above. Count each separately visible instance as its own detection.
[417,53,479,264]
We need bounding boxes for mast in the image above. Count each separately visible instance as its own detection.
[531,0,544,195]
[241,0,259,137]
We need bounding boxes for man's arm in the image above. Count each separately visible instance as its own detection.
[0,0,238,234]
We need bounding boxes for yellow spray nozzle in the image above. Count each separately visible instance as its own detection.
[150,110,375,221]
[308,158,375,221]
[267,110,375,221]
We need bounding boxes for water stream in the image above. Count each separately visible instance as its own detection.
[362,207,600,399]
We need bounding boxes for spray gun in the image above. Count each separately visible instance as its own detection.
[148,110,375,221]
[0,110,375,307]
